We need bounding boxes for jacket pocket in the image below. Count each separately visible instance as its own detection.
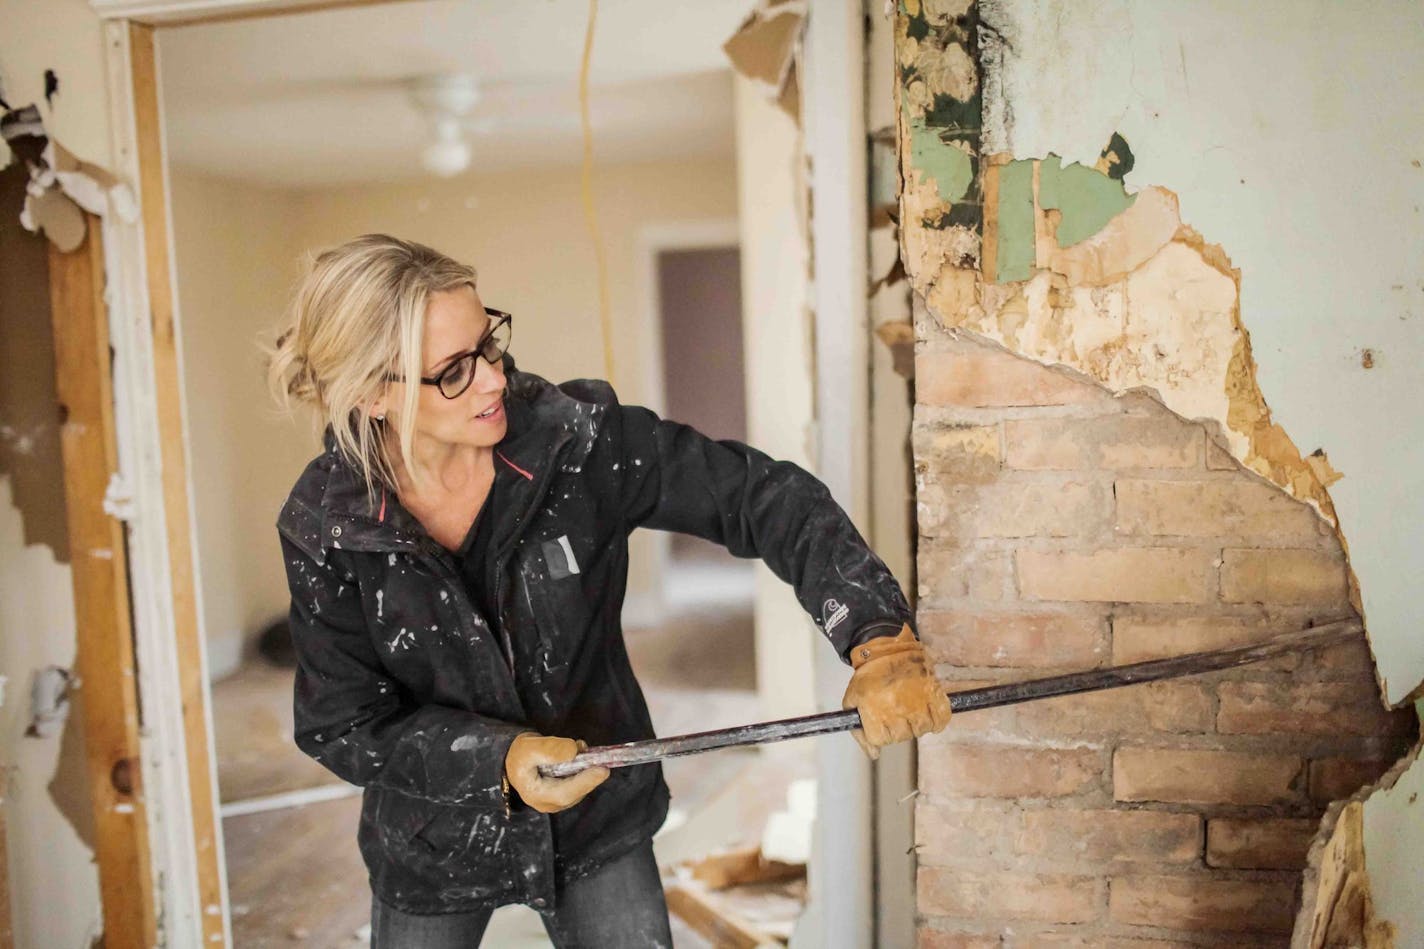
[519,563,590,678]
[376,790,515,883]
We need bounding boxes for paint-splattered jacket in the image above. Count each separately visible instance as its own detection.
[275,361,913,915]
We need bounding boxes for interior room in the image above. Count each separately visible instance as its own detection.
[2,1,1422,948]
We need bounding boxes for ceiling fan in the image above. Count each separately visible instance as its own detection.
[404,72,584,178]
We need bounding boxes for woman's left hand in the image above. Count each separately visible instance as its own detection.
[840,624,953,759]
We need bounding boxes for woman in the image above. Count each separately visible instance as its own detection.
[269,234,951,947]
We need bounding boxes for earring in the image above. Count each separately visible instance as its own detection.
[375,414,385,421]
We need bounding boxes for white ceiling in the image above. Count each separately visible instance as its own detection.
[158,0,754,188]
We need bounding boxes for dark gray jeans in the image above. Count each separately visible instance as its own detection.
[369,841,673,948]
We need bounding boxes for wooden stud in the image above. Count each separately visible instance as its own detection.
[49,219,157,949]
[128,21,227,946]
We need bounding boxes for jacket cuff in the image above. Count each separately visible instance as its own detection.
[841,619,915,664]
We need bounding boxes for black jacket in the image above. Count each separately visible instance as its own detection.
[275,362,913,914]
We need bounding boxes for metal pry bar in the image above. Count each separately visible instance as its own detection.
[538,619,1361,779]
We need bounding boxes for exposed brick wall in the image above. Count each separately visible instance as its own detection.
[911,326,1416,946]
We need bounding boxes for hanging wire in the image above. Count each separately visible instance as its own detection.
[578,0,615,384]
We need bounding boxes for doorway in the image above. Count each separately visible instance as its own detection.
[90,0,881,945]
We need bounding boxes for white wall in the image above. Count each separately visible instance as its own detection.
[0,0,115,942]
[732,75,818,722]
[981,0,1424,938]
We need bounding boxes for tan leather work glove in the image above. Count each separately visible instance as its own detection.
[504,733,610,814]
[841,624,952,760]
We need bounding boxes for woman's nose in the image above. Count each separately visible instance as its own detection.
[473,356,505,393]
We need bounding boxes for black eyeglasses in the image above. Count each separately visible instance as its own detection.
[386,307,512,400]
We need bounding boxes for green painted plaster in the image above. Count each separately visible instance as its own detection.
[995,159,1035,284]
[1038,154,1136,247]
[907,112,973,205]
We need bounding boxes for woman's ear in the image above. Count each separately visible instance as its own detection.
[366,395,387,421]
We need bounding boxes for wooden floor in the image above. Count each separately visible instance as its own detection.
[215,558,763,947]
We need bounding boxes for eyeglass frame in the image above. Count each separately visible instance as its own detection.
[383,306,513,400]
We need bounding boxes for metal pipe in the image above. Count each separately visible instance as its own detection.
[539,619,1361,779]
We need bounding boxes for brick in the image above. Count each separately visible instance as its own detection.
[1206,817,1317,869]
[1017,548,1213,604]
[1220,548,1349,606]
[914,423,1002,483]
[975,481,1109,538]
[1015,681,1213,737]
[1308,757,1394,805]
[1206,438,1239,471]
[1005,416,1201,470]
[922,744,1102,799]
[1309,639,1378,678]
[966,549,1011,602]
[1217,681,1403,738]
[1017,809,1201,865]
[1113,748,1301,806]
[914,799,1015,864]
[919,611,1105,668]
[918,867,1103,923]
[1111,615,1295,665]
[916,348,1109,408]
[919,545,972,599]
[917,930,1000,949]
[1115,480,1322,543]
[1108,875,1299,933]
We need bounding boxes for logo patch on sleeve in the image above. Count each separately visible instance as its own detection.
[542,534,581,580]
[822,598,850,634]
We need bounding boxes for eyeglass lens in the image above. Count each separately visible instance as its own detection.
[438,318,511,398]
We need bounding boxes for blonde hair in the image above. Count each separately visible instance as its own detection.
[267,233,478,498]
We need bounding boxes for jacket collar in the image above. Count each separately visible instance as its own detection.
[314,357,603,557]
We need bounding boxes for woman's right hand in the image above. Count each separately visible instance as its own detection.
[504,733,610,813]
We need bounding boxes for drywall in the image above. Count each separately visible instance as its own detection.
[0,477,104,947]
[0,0,117,942]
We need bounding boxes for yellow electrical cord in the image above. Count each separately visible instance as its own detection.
[579,0,615,384]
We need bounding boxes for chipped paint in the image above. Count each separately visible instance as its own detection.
[897,15,1347,569]
[1037,153,1135,247]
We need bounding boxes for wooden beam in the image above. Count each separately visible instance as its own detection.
[128,21,227,947]
[49,219,156,949]
[664,885,771,949]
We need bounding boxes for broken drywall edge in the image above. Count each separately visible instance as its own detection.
[1294,738,1422,948]
[723,1,806,120]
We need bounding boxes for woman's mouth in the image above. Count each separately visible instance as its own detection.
[474,401,504,422]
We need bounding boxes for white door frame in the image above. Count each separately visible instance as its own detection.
[801,0,877,946]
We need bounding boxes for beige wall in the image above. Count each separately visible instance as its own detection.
[169,169,313,679]
[170,155,739,672]
[0,0,115,944]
